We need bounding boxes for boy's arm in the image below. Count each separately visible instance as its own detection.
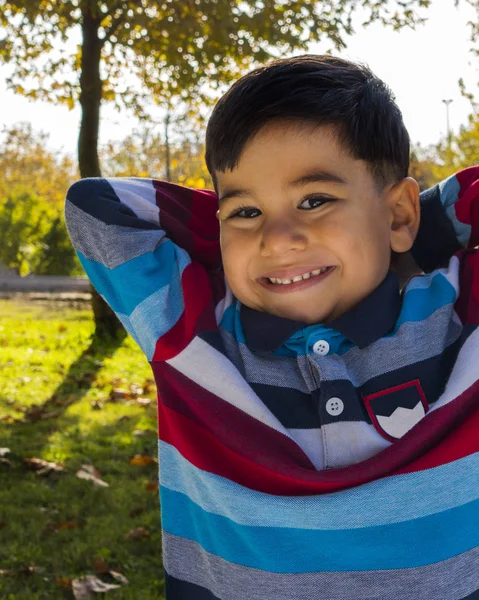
[64,177,222,361]
[411,166,479,273]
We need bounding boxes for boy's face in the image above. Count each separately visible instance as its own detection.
[215,121,419,325]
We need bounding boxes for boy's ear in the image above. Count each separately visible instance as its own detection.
[388,177,420,253]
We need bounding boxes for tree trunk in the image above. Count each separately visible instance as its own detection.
[79,9,125,340]
[165,109,171,181]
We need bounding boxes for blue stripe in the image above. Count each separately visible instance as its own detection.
[160,442,479,529]
[77,238,190,316]
[219,301,247,345]
[395,270,457,330]
[160,486,479,572]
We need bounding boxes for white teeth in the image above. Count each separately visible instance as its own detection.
[268,267,330,285]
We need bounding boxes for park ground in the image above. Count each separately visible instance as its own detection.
[0,298,165,599]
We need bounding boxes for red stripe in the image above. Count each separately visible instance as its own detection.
[153,361,316,473]
[154,366,479,494]
[152,262,217,361]
[153,181,221,268]
[455,166,479,246]
[455,249,479,325]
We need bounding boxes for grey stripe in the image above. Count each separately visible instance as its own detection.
[163,532,479,600]
[220,327,313,393]
[65,199,166,269]
[221,303,462,394]
[312,304,463,387]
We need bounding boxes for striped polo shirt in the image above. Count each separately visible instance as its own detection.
[64,166,479,600]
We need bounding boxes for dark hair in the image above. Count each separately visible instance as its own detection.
[205,54,410,193]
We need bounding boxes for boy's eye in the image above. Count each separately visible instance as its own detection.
[227,205,261,219]
[299,195,333,210]
[226,195,333,219]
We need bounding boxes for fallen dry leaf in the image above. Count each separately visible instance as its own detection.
[18,405,60,423]
[48,520,85,533]
[72,575,118,598]
[0,448,11,457]
[92,557,109,574]
[76,465,109,488]
[56,576,72,588]
[129,454,157,466]
[109,388,130,401]
[125,527,150,541]
[0,569,15,576]
[134,397,152,407]
[132,429,150,437]
[21,565,46,575]
[145,481,159,492]
[142,378,155,394]
[0,458,12,467]
[23,457,66,476]
[129,383,143,397]
[109,571,129,585]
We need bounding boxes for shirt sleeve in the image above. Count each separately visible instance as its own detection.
[411,166,479,273]
[64,177,223,361]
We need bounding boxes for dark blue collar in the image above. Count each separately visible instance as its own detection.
[241,271,401,352]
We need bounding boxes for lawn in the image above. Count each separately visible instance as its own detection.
[0,298,165,599]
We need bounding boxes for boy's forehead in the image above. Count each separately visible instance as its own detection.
[215,122,368,203]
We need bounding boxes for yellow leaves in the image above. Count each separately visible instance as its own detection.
[129,454,157,466]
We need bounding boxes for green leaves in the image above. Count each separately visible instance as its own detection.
[1,0,434,116]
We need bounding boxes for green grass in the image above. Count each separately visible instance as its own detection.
[0,299,165,599]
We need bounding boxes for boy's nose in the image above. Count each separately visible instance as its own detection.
[259,220,307,257]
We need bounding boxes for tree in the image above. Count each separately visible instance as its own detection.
[0,123,83,276]
[101,119,211,188]
[0,122,77,207]
[0,0,432,337]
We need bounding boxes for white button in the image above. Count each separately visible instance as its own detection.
[312,340,330,356]
[326,397,344,417]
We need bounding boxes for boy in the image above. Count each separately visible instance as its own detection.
[65,55,479,599]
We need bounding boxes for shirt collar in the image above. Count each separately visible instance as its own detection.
[241,270,401,352]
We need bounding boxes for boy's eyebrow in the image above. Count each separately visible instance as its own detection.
[218,169,347,205]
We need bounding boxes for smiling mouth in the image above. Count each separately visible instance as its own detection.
[259,266,335,292]
[265,266,332,285]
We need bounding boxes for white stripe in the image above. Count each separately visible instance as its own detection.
[288,428,326,469]
[431,325,479,413]
[322,421,391,468]
[166,336,290,435]
[108,178,160,226]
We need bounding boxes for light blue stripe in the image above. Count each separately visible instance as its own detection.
[160,485,479,572]
[159,441,479,529]
[439,173,471,247]
[395,270,457,330]
[77,238,190,316]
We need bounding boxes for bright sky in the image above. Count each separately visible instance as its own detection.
[0,0,477,157]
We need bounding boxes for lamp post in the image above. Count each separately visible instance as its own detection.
[442,98,453,149]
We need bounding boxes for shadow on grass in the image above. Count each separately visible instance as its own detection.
[1,330,127,455]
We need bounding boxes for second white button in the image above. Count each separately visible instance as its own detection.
[325,397,344,416]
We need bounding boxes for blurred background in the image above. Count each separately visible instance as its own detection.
[0,0,478,597]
